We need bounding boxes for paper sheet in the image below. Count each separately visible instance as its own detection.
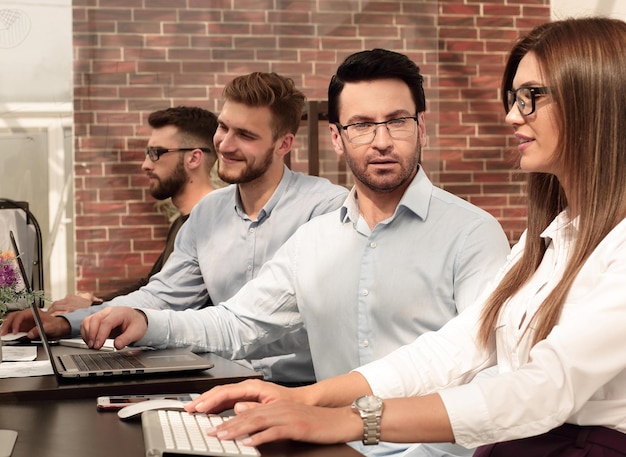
[0,360,53,378]
[58,338,116,351]
[1,345,37,361]
[0,345,52,377]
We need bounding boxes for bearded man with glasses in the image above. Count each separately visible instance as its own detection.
[45,106,220,315]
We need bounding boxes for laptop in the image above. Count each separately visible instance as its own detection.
[9,230,214,380]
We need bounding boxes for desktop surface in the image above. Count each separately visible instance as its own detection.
[0,397,364,457]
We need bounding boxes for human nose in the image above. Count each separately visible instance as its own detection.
[214,129,231,153]
[141,152,154,171]
[505,103,524,126]
[371,122,394,147]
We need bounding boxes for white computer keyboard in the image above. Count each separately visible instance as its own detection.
[142,410,260,457]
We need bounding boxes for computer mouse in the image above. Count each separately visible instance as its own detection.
[117,399,188,420]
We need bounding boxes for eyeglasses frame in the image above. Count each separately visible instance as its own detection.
[335,116,419,144]
[507,86,551,116]
[144,147,213,162]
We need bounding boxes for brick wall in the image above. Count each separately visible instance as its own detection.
[72,0,550,295]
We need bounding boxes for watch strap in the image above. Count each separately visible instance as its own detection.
[361,414,381,445]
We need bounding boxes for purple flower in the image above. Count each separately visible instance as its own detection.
[0,254,19,290]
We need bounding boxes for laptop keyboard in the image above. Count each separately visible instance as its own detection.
[70,351,146,371]
[150,410,260,456]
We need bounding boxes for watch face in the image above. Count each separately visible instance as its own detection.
[356,395,383,412]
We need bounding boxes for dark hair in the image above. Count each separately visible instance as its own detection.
[222,72,306,140]
[148,106,218,152]
[479,17,626,347]
[327,48,426,123]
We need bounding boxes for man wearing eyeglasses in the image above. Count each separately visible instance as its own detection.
[45,106,220,315]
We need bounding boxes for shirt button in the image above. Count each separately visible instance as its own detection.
[246,265,252,271]
[369,241,377,248]
[362,289,369,296]
[361,340,369,347]
[249,227,255,233]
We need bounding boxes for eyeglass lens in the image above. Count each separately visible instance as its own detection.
[145,148,161,161]
[346,117,417,144]
[507,87,549,116]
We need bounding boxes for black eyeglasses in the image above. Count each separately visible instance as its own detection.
[144,147,213,162]
[335,116,418,144]
[506,86,551,116]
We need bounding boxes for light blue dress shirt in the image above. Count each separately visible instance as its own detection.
[62,165,348,383]
[138,166,508,360]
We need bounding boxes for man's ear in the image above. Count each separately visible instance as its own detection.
[186,148,205,170]
[417,112,426,148]
[329,123,345,158]
[274,133,295,159]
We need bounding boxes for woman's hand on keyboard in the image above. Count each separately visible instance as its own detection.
[206,400,362,447]
[185,379,300,414]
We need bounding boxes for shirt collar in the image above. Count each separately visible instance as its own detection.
[234,164,293,222]
[540,210,578,245]
[339,166,433,224]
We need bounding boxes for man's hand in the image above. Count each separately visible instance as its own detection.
[0,308,71,339]
[48,292,102,316]
[185,379,300,414]
[80,307,148,350]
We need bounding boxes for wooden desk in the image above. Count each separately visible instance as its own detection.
[0,345,263,401]
[0,397,363,457]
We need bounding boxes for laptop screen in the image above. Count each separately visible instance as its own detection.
[9,230,63,376]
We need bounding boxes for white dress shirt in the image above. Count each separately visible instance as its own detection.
[356,211,626,449]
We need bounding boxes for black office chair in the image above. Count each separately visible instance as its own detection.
[0,198,44,304]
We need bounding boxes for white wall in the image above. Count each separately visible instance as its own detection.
[0,0,73,299]
[0,0,72,102]
[552,0,626,21]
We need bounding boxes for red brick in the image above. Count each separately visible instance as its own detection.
[100,34,145,48]
[179,10,222,22]
[134,9,178,21]
[87,8,132,21]
[121,214,169,226]
[137,61,182,73]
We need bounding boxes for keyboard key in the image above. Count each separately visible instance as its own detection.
[71,352,146,372]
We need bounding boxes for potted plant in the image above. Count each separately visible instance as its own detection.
[0,251,45,362]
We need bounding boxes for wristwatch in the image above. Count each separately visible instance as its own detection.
[351,395,384,445]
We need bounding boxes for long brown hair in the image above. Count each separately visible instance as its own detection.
[478,17,626,347]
